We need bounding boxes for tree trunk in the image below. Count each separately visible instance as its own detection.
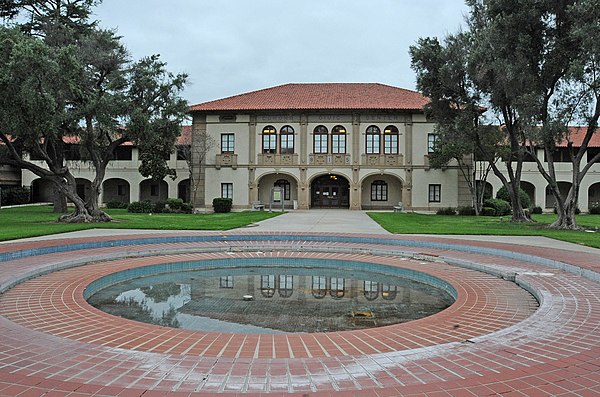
[508,182,531,222]
[550,179,581,230]
[52,184,68,213]
[88,162,112,222]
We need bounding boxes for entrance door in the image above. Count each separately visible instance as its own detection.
[311,175,349,208]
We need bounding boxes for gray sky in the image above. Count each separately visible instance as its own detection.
[93,0,468,106]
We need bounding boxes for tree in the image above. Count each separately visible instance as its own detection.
[178,129,215,206]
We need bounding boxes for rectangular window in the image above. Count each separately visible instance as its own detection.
[429,184,441,203]
[117,185,125,196]
[371,182,388,201]
[114,146,133,160]
[221,183,233,199]
[221,133,235,153]
[366,134,380,154]
[332,134,346,154]
[150,184,158,196]
[262,133,276,154]
[427,134,439,153]
[384,134,398,154]
[314,134,328,154]
[280,133,294,154]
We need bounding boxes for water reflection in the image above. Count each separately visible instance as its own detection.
[88,266,454,334]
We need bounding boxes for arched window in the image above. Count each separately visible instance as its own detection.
[366,125,380,154]
[262,126,277,154]
[312,276,327,299]
[313,125,328,154]
[261,275,275,298]
[279,274,293,298]
[280,125,294,154]
[329,277,345,298]
[274,179,291,200]
[371,180,388,201]
[331,125,347,154]
[381,284,397,300]
[383,125,399,154]
[364,280,379,301]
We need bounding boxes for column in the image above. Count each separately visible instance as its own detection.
[403,120,413,208]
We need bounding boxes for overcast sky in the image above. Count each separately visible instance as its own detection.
[93,0,469,106]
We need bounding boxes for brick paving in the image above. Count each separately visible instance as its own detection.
[0,232,599,396]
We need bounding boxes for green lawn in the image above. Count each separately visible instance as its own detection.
[368,212,600,249]
[0,205,281,242]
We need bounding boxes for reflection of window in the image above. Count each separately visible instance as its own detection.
[330,277,345,298]
[331,125,346,154]
[221,133,235,153]
[220,276,234,288]
[312,276,327,299]
[313,125,328,154]
[261,275,275,298]
[221,183,233,199]
[364,280,379,300]
[279,275,293,298]
[381,284,397,300]
[371,180,388,201]
[429,184,441,203]
[427,133,439,153]
[274,179,290,200]
[366,125,380,154]
[262,126,277,154]
[384,125,399,154]
[280,126,294,154]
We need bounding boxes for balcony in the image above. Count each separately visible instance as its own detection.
[361,154,404,167]
[309,154,351,166]
[216,153,238,169]
[257,153,298,166]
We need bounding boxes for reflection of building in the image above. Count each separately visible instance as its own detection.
[189,83,468,211]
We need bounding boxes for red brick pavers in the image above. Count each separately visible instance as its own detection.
[0,232,599,396]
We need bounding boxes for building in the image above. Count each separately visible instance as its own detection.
[189,83,471,211]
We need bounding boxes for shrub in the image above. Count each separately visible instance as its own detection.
[180,203,193,214]
[127,200,154,213]
[1,186,30,205]
[436,207,456,215]
[106,201,128,209]
[483,198,511,216]
[166,198,184,210]
[213,197,232,213]
[496,185,531,209]
[590,204,600,215]
[458,206,476,216]
[153,201,167,213]
[531,206,543,214]
[481,207,497,216]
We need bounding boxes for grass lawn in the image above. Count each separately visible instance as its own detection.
[368,212,600,249]
[0,205,281,242]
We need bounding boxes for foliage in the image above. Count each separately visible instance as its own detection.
[105,201,128,209]
[127,201,154,213]
[436,207,456,215]
[483,199,511,216]
[1,186,30,205]
[213,198,232,213]
[532,206,543,215]
[496,186,531,209]
[481,207,497,216]
[589,205,600,215]
[458,206,477,216]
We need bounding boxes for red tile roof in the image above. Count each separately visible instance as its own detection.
[189,83,429,112]
[557,126,600,148]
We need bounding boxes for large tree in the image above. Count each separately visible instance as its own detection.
[1,0,189,222]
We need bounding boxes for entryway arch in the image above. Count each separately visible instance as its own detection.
[310,174,350,208]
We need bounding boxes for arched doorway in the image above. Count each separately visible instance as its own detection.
[311,174,349,208]
[589,182,600,209]
[545,182,572,209]
[31,178,54,203]
[75,178,92,205]
[520,181,536,207]
[360,174,403,210]
[178,179,191,202]
[102,178,130,205]
[139,179,168,202]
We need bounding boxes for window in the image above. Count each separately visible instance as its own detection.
[114,146,133,160]
[383,125,399,154]
[221,133,235,153]
[262,126,277,154]
[371,180,388,201]
[331,125,347,154]
[150,184,159,196]
[221,183,233,199]
[220,275,234,288]
[427,133,439,154]
[117,185,125,196]
[261,275,275,298]
[429,184,441,202]
[274,179,291,200]
[280,126,295,154]
[366,125,381,154]
[313,125,328,154]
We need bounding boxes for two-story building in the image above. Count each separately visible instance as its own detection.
[188,83,471,211]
